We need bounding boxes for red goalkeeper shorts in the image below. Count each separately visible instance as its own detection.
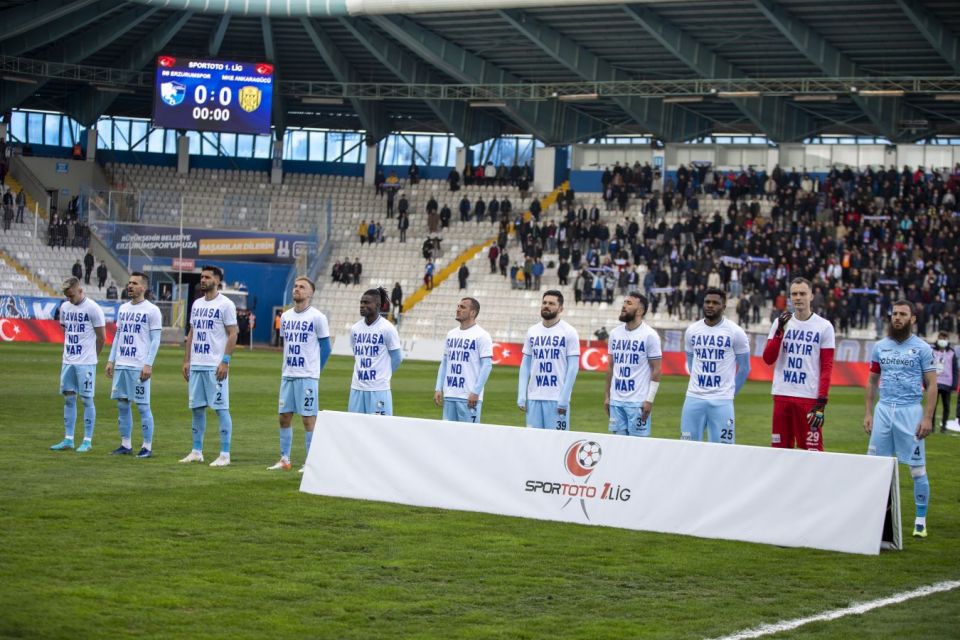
[772,395,823,451]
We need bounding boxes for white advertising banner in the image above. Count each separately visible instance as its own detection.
[301,412,898,555]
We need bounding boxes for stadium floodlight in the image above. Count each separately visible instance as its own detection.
[858,89,905,97]
[717,91,761,98]
[469,101,507,108]
[663,96,703,104]
[558,93,599,102]
[2,75,37,84]
[934,94,960,101]
[92,85,135,94]
[301,97,344,105]
[793,94,838,102]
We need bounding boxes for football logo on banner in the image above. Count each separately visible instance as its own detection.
[239,86,262,113]
[565,440,602,477]
[160,82,185,106]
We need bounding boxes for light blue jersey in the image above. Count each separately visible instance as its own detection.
[871,336,935,405]
[869,334,935,528]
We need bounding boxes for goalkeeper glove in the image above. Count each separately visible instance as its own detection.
[807,398,827,431]
[775,311,792,336]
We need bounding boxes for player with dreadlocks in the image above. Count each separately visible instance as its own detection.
[348,287,402,415]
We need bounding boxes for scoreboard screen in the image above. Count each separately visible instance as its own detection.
[152,56,274,135]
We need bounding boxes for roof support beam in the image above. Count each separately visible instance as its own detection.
[300,19,391,142]
[369,15,606,144]
[499,9,708,142]
[749,0,920,142]
[893,0,960,75]
[0,0,99,42]
[260,16,287,138]
[623,4,813,142]
[66,11,193,126]
[0,5,159,112]
[207,14,230,57]
[339,18,499,145]
[0,0,120,57]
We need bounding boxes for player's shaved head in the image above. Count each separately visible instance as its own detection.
[462,297,480,315]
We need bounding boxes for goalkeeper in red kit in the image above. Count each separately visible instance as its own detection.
[762,278,835,450]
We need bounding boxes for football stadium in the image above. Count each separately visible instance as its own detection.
[1,0,960,637]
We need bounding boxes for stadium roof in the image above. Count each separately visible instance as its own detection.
[1,0,958,144]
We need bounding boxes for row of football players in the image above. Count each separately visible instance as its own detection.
[52,268,936,536]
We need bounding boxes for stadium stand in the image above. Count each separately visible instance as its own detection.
[0,175,121,299]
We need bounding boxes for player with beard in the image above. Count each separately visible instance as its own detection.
[518,290,580,430]
[680,287,751,444]
[269,277,330,472]
[106,272,163,457]
[863,300,937,538]
[762,277,835,450]
[179,265,237,467]
[348,288,402,415]
[604,292,662,436]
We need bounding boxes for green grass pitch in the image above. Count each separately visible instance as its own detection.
[1,343,958,639]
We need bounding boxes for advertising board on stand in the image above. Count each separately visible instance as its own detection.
[89,221,316,265]
[0,296,120,344]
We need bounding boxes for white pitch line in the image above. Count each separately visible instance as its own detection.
[707,580,960,640]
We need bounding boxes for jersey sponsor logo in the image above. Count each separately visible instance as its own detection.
[524,439,631,521]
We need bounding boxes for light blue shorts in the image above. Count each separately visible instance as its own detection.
[868,402,926,466]
[608,401,651,437]
[110,367,150,404]
[279,377,319,416]
[526,400,570,430]
[349,389,392,415]
[680,396,735,444]
[442,398,482,424]
[188,367,229,410]
[60,364,97,398]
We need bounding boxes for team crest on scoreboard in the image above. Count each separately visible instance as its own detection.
[160,81,185,106]
[239,86,262,112]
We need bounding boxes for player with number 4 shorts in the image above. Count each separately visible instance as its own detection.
[518,290,580,431]
[179,265,237,468]
[605,292,662,437]
[680,287,750,444]
[762,278,835,451]
[435,297,493,424]
[863,300,936,539]
[51,277,105,453]
[269,276,331,473]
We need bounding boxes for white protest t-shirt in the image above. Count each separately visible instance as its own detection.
[767,313,835,399]
[522,320,580,401]
[684,318,750,400]
[188,293,238,368]
[441,324,494,400]
[281,306,330,378]
[608,322,662,403]
[60,298,105,365]
[350,316,401,391]
[113,300,163,368]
